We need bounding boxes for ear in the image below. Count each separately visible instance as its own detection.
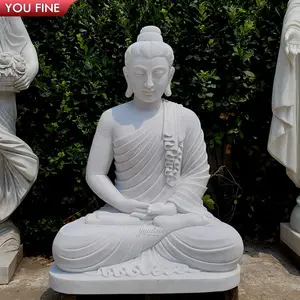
[165,66,175,97]
[123,66,133,98]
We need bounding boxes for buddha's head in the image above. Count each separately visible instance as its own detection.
[123,26,175,103]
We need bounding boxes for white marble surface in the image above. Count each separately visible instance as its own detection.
[290,198,300,233]
[51,25,243,293]
[268,0,300,188]
[0,245,23,284]
[267,0,300,233]
[49,262,241,295]
[280,222,300,257]
[0,16,39,255]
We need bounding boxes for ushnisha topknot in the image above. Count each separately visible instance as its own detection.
[140,25,161,34]
[124,25,174,68]
[137,25,163,42]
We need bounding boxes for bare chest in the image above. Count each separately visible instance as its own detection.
[112,109,164,142]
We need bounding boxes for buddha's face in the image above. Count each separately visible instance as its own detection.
[124,56,174,103]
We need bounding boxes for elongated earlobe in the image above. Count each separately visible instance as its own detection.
[165,84,172,96]
[125,86,133,98]
[165,66,175,97]
[123,66,133,98]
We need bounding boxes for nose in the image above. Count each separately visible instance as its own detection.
[144,75,154,89]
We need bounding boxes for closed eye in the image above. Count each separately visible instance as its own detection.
[153,70,166,77]
[153,67,167,77]
[133,66,146,76]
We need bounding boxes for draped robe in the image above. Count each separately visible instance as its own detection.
[267,0,300,187]
[0,17,39,222]
[52,100,243,276]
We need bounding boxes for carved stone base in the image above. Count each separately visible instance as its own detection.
[280,223,300,268]
[0,220,21,253]
[58,289,239,300]
[280,223,300,258]
[0,244,23,284]
[50,263,240,295]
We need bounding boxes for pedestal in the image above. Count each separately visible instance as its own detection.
[50,263,240,297]
[58,289,239,299]
[0,245,23,284]
[280,223,300,266]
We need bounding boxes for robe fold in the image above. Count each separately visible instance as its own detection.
[52,100,243,276]
[0,17,39,221]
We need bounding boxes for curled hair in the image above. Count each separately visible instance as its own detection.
[124,26,174,67]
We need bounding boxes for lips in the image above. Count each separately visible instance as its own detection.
[143,90,154,94]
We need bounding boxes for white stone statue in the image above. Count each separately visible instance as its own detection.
[51,26,243,285]
[268,0,300,259]
[0,17,39,253]
[268,0,300,188]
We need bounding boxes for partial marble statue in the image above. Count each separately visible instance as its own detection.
[268,0,300,259]
[268,0,300,188]
[0,17,39,253]
[268,0,300,233]
[52,25,243,278]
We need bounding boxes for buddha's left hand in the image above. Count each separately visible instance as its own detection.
[131,202,177,220]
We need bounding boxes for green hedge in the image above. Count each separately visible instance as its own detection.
[14,0,293,254]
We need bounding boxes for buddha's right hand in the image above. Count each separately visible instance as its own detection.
[116,199,150,215]
[147,203,177,216]
[130,202,177,220]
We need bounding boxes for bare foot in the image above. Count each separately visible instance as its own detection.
[153,213,210,233]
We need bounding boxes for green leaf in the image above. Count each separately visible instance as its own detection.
[244,71,255,78]
[202,195,215,210]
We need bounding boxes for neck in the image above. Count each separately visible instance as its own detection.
[132,96,162,112]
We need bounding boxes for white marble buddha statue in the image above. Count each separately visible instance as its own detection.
[52,25,243,277]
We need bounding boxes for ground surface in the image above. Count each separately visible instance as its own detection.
[0,243,300,300]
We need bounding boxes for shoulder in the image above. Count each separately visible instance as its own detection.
[99,102,129,121]
[166,100,199,119]
[110,102,131,117]
[97,102,131,129]
[99,108,113,122]
[96,108,114,131]
[180,106,198,119]
[178,105,201,128]
[165,100,201,128]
